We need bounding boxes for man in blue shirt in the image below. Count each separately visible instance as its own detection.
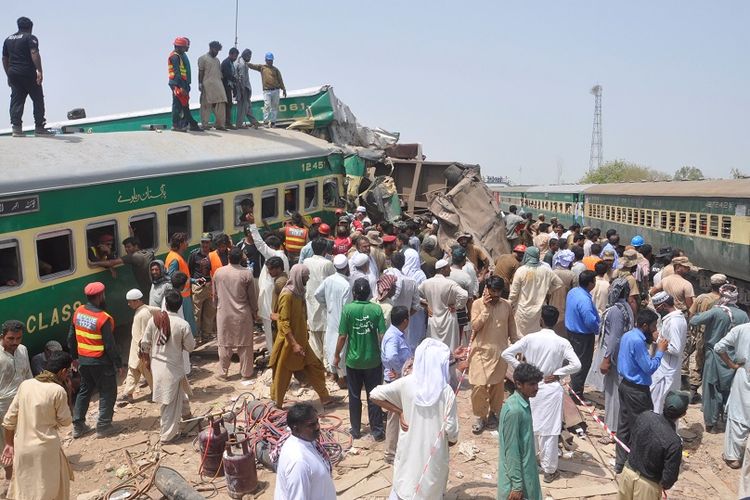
[565,270,600,396]
[614,308,668,473]
[380,305,413,463]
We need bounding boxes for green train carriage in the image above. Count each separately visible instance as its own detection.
[0,128,345,354]
[494,184,590,228]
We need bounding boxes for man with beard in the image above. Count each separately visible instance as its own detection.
[188,233,215,342]
[614,309,668,473]
[68,282,124,438]
[0,320,31,484]
[650,293,687,414]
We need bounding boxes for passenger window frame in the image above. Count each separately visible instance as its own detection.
[36,228,76,281]
[129,212,159,250]
[85,219,120,265]
[0,239,22,291]
[202,199,224,233]
[167,205,192,242]
[323,178,340,207]
[261,188,279,221]
[233,194,255,228]
[284,184,300,216]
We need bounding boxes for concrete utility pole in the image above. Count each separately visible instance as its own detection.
[589,85,603,172]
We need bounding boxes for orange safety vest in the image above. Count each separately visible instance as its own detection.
[72,305,114,358]
[167,50,188,82]
[208,250,224,278]
[284,226,308,254]
[165,250,191,298]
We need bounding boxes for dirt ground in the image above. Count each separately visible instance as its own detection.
[64,332,742,500]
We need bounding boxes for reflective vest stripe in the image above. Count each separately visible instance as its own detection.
[73,306,112,358]
[284,226,307,253]
[165,251,191,297]
[168,51,187,81]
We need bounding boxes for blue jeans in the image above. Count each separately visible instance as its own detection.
[74,364,117,430]
[346,364,384,437]
[263,89,280,123]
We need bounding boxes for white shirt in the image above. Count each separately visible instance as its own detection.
[502,328,581,435]
[304,255,335,332]
[0,344,31,403]
[650,310,687,412]
[249,224,289,319]
[370,376,458,499]
[274,435,336,500]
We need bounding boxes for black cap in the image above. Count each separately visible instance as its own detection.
[655,246,673,258]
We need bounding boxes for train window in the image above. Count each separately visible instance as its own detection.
[678,213,686,233]
[167,206,191,241]
[129,213,157,250]
[645,210,653,227]
[202,200,223,233]
[699,214,708,235]
[284,185,299,215]
[709,215,719,237]
[86,220,119,263]
[660,211,668,229]
[262,188,278,220]
[637,210,645,225]
[323,179,339,207]
[305,181,318,210]
[36,229,74,279]
[626,209,633,224]
[0,240,21,290]
[688,214,697,234]
[234,194,254,227]
[668,212,676,231]
[721,217,732,239]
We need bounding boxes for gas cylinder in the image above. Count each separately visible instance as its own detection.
[198,417,228,477]
[223,434,258,498]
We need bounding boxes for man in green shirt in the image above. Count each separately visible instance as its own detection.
[498,363,543,500]
[335,278,386,440]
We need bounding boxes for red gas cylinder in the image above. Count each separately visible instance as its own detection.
[198,417,228,478]
[223,434,258,499]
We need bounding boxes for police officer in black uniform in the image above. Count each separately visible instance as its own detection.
[2,17,51,136]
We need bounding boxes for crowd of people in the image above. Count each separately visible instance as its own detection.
[0,200,749,499]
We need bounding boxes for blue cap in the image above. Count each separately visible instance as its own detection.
[630,235,644,247]
[265,52,274,60]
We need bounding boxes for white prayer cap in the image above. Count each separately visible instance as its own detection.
[125,288,143,300]
[356,206,367,213]
[435,259,449,270]
[333,254,349,270]
[652,291,671,306]
[352,253,369,268]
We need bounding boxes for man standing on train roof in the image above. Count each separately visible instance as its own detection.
[198,41,227,130]
[0,320,31,482]
[247,52,286,127]
[68,282,124,439]
[220,47,239,130]
[168,37,191,132]
[234,49,260,129]
[3,17,52,136]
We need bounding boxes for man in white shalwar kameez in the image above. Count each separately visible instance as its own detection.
[2,351,74,500]
[419,259,468,353]
[0,320,31,483]
[509,247,563,336]
[714,323,750,468]
[141,291,196,443]
[400,248,428,351]
[650,292,687,414]
[371,338,459,500]
[249,220,289,350]
[349,236,380,286]
[121,289,158,404]
[314,254,352,381]
[502,305,581,482]
[304,239,335,361]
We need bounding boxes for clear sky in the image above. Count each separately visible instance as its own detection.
[6,1,749,182]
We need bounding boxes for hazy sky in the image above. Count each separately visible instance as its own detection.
[6,1,748,182]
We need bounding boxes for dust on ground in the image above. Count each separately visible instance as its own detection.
[66,333,742,500]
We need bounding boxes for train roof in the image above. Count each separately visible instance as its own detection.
[525,184,594,194]
[584,179,750,198]
[1,128,341,196]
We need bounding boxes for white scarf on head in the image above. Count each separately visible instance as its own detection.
[413,338,450,407]
[402,247,426,284]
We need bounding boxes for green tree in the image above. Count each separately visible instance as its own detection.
[580,159,670,184]
[673,166,704,181]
